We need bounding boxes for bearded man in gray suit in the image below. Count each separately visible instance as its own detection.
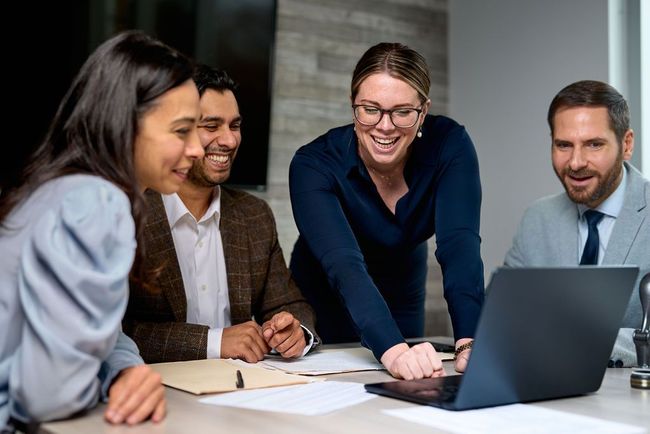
[505,80,649,367]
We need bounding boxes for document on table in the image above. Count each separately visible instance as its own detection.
[200,381,377,415]
[383,404,647,434]
[259,347,453,375]
[150,359,313,395]
[259,348,385,375]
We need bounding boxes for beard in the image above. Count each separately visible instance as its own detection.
[555,153,624,207]
[186,144,234,188]
[186,160,224,188]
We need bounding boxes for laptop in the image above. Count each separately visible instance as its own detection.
[365,266,639,410]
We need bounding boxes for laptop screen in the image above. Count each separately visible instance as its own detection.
[366,266,639,410]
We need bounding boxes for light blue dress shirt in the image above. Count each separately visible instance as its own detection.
[0,175,143,428]
[577,167,628,264]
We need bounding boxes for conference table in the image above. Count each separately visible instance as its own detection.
[41,342,650,433]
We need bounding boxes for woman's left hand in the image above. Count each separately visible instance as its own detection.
[454,338,473,373]
[105,364,166,425]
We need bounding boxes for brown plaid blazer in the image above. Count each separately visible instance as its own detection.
[123,187,317,363]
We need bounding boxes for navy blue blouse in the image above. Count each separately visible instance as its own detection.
[289,114,485,360]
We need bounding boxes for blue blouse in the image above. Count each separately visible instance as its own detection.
[0,175,142,427]
[289,114,485,360]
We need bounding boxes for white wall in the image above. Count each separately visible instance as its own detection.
[449,0,610,278]
[642,0,650,177]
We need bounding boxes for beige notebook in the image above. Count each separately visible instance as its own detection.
[151,359,313,395]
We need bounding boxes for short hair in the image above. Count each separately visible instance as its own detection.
[547,80,630,144]
[192,63,238,97]
[351,42,430,104]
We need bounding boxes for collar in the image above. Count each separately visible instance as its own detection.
[162,185,222,227]
[577,165,627,219]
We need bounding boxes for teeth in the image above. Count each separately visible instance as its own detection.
[373,136,397,148]
[207,154,229,163]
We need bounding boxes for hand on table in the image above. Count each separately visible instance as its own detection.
[262,311,306,358]
[380,342,445,380]
[221,321,271,362]
[454,338,473,373]
[105,364,166,425]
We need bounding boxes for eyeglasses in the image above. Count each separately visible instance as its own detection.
[352,104,423,128]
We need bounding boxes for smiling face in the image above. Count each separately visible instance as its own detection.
[551,106,634,208]
[134,79,203,194]
[353,72,429,171]
[187,88,242,187]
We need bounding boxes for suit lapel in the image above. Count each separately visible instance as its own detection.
[555,196,580,264]
[145,191,188,321]
[220,188,252,324]
[603,164,647,265]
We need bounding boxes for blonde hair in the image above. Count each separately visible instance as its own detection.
[351,42,430,104]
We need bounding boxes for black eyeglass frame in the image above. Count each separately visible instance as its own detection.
[351,104,424,128]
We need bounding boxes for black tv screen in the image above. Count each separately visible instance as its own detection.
[5,0,275,190]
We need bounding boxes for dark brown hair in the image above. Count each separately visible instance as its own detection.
[0,30,194,283]
[193,63,238,96]
[547,80,630,144]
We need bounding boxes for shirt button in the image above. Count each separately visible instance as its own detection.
[198,241,204,248]
[201,284,207,291]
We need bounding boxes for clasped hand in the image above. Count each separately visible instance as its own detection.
[381,343,445,380]
[381,338,474,379]
[221,312,306,362]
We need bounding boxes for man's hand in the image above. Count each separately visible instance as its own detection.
[453,338,473,373]
[262,312,307,358]
[105,365,165,425]
[380,342,445,380]
[221,321,270,362]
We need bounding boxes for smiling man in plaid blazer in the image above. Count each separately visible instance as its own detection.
[124,65,318,363]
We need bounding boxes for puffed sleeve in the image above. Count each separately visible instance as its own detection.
[10,180,139,421]
[97,331,144,400]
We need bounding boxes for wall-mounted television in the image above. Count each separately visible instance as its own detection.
[5,0,275,190]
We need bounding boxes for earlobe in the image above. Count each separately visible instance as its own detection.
[622,129,634,160]
[423,98,431,115]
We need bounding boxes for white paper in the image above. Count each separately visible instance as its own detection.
[199,381,376,415]
[383,404,647,434]
[258,350,385,375]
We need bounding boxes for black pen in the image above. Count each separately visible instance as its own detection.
[236,369,245,389]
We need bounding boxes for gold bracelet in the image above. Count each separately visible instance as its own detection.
[454,341,473,360]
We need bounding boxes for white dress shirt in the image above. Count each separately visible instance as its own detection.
[162,188,314,358]
[162,188,230,358]
[577,167,627,264]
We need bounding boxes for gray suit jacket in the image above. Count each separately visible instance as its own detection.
[505,162,649,366]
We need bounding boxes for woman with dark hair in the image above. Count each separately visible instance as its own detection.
[289,42,484,379]
[0,30,203,429]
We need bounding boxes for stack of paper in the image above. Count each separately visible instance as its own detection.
[259,349,385,375]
